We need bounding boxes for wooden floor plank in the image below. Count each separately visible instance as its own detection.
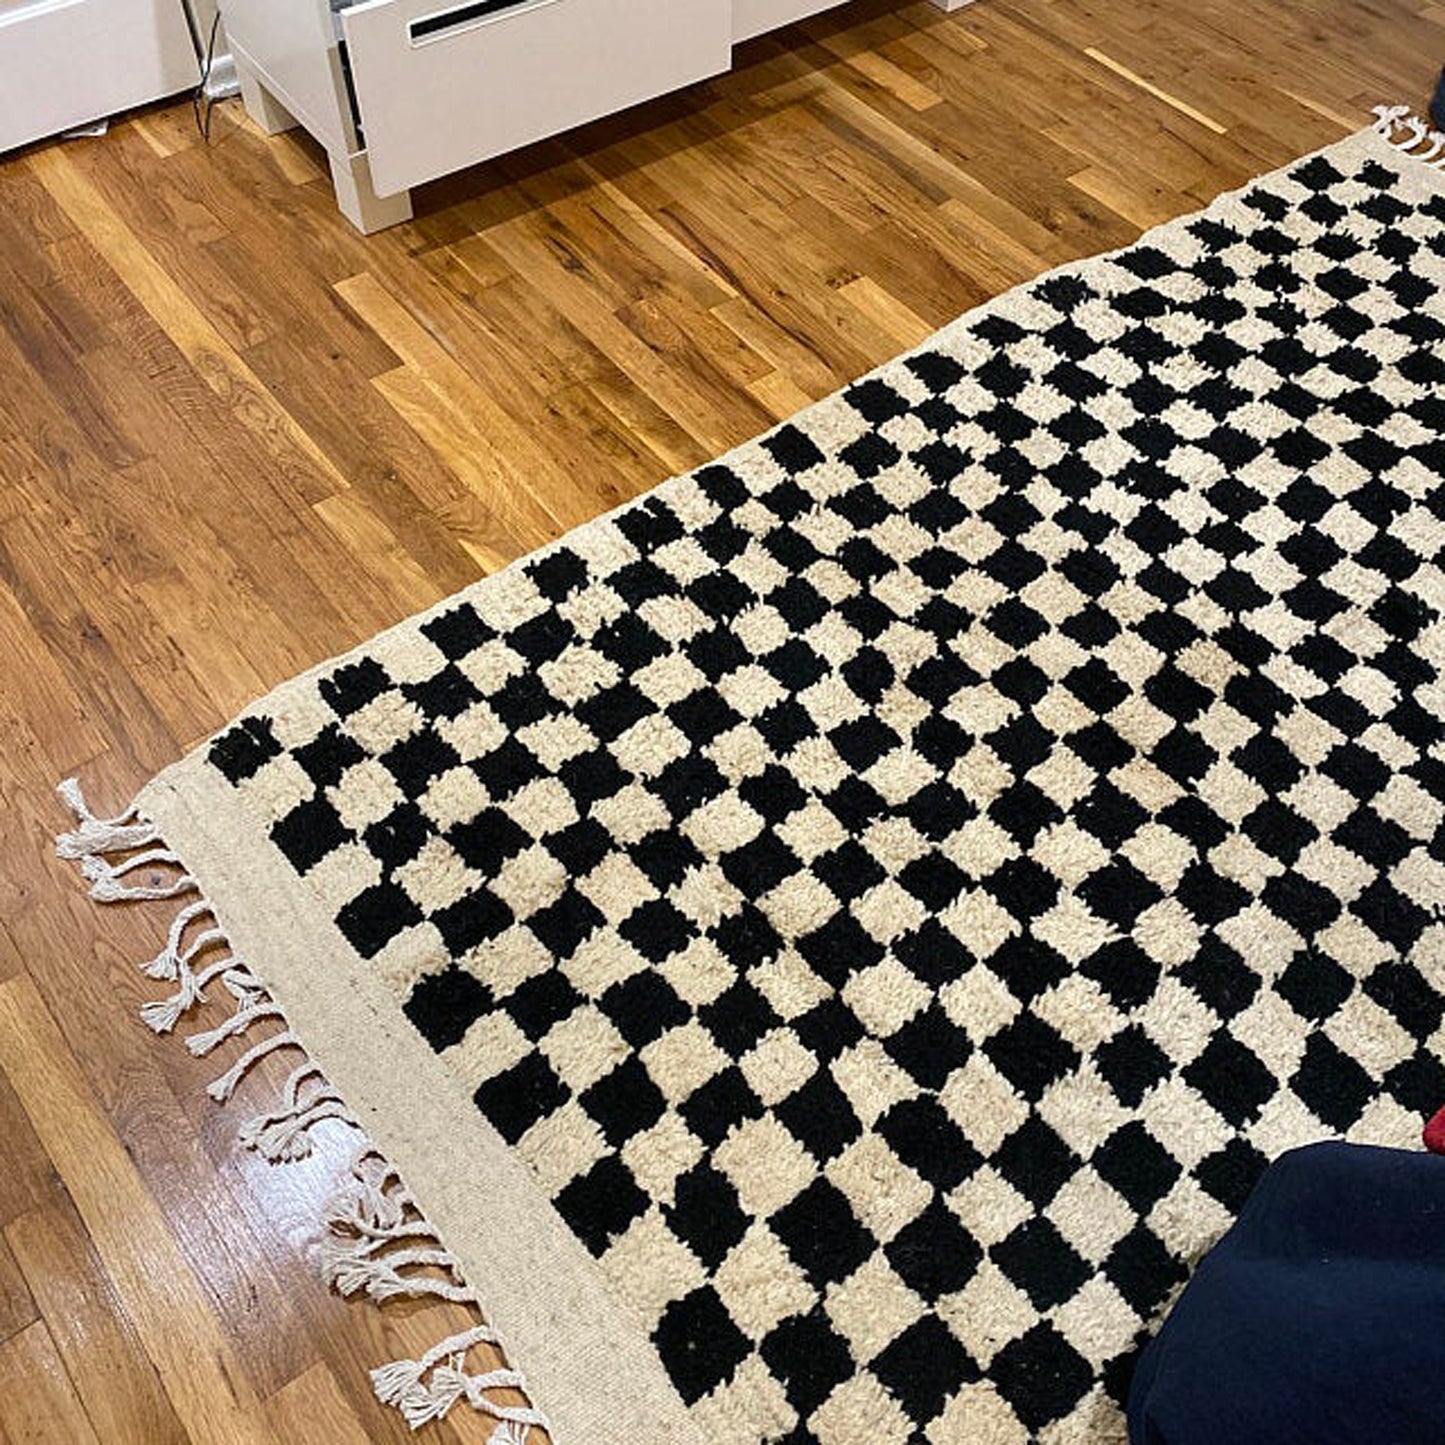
[27,147,353,504]
[0,975,271,1445]
[0,1320,102,1445]
[0,1073,56,1235]
[0,1238,37,1345]
[6,1202,189,1445]
[263,1363,370,1444]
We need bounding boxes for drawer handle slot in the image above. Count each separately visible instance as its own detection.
[409,0,554,42]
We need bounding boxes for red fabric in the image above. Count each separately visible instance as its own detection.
[1422,1107,1445,1156]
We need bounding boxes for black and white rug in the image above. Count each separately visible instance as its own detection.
[96,114,1444,1444]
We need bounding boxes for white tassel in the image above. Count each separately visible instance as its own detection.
[141,965,201,1034]
[57,776,137,828]
[398,1367,531,1430]
[185,1001,281,1057]
[488,1421,533,1445]
[140,950,234,1034]
[405,1372,540,1433]
[1373,102,1411,134]
[318,1233,388,1297]
[81,849,195,902]
[141,900,215,980]
[392,1320,503,1364]
[333,1193,411,1236]
[1371,102,1445,167]
[55,820,158,849]
[240,1094,352,1162]
[177,926,228,970]
[397,1377,465,1430]
[218,1053,314,1109]
[220,965,266,1006]
[324,1243,473,1303]
[206,1029,301,1102]
[57,818,159,857]
[55,778,159,857]
[369,1325,547,1435]
[324,1165,410,1235]
[371,1357,428,1409]
[324,1208,428,1252]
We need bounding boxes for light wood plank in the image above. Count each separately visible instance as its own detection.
[1083,47,1230,134]
[0,975,271,1445]
[7,1202,188,1445]
[0,1238,36,1345]
[0,1320,101,1445]
[27,147,353,501]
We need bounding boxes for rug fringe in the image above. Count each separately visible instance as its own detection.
[1372,104,1445,168]
[140,899,214,979]
[369,1323,544,1437]
[243,1090,352,1162]
[80,846,197,901]
[56,778,159,855]
[56,777,551,1438]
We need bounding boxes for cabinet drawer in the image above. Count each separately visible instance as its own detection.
[340,0,730,197]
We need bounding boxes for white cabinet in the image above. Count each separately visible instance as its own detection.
[225,0,973,233]
[0,0,200,155]
[342,0,731,199]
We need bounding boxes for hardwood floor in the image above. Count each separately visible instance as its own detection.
[0,0,1438,1438]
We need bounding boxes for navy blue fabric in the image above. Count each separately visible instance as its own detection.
[1128,1141,1445,1445]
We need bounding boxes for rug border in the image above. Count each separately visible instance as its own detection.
[140,763,704,1445]
[132,118,1442,1445]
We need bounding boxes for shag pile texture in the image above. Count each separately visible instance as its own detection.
[122,123,1443,1444]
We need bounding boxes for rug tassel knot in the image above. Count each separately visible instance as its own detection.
[186,1001,281,1057]
[368,1325,546,1433]
[240,1094,351,1161]
[55,778,159,857]
[81,848,196,902]
[1372,102,1445,169]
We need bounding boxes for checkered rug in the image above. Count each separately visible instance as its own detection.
[93,121,1444,1444]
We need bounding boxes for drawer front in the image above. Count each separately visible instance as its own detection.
[341,0,731,197]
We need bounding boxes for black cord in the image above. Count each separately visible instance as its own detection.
[191,10,223,143]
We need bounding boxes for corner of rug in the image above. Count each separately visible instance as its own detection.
[56,776,550,1443]
[1371,102,1445,169]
